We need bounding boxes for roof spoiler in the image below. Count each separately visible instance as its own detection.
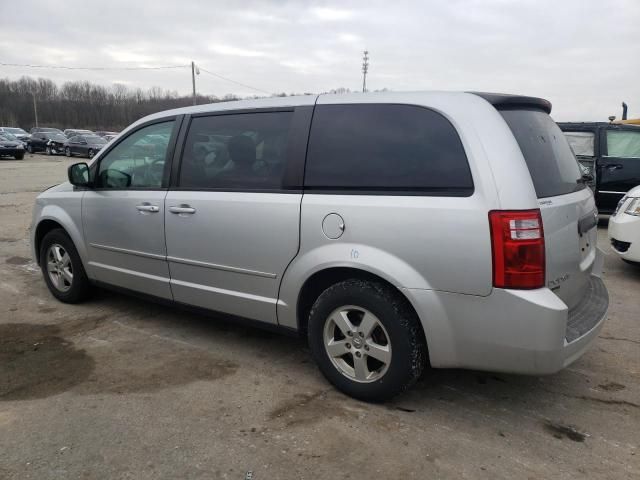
[469,92,552,114]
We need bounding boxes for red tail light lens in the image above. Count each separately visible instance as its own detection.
[489,210,545,289]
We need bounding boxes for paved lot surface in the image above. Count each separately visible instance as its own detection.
[1,153,639,479]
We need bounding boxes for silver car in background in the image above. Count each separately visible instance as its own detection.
[31,92,608,401]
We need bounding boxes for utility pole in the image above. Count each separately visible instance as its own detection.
[361,50,369,93]
[191,61,198,105]
[32,92,38,128]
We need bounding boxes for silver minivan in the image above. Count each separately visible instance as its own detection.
[31,92,609,401]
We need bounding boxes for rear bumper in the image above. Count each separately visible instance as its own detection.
[0,148,23,156]
[405,273,609,375]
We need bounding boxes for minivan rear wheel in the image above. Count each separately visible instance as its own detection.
[307,279,427,402]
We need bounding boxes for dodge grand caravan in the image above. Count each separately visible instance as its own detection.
[31,92,609,401]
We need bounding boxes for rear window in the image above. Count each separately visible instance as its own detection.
[563,131,595,157]
[304,104,473,195]
[500,109,584,198]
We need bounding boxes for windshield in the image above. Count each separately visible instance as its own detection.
[500,109,584,198]
[6,128,26,135]
[47,134,68,142]
[0,134,15,141]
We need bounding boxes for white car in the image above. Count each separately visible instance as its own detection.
[609,185,640,265]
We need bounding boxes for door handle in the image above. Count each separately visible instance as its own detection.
[606,164,623,171]
[169,205,196,214]
[136,204,160,213]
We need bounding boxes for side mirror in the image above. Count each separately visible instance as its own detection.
[68,162,91,187]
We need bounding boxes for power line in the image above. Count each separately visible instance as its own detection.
[0,62,189,71]
[198,66,270,95]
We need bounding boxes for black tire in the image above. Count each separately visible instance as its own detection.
[622,259,640,267]
[88,149,94,159]
[14,152,24,160]
[65,147,71,157]
[45,146,52,155]
[27,144,33,153]
[307,279,427,402]
[39,228,92,303]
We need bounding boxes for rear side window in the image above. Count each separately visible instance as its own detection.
[606,130,640,158]
[563,131,595,157]
[179,112,293,190]
[500,109,583,198]
[304,104,473,195]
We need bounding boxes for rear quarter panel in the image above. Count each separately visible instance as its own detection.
[278,92,525,330]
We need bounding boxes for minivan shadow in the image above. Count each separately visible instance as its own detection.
[88,289,582,410]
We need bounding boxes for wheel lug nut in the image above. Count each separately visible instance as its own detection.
[364,345,369,351]
[359,332,364,337]
[355,351,361,358]
[345,343,351,349]
[347,331,353,336]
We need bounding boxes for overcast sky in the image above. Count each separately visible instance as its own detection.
[1,0,638,121]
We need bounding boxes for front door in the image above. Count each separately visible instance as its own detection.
[597,127,640,213]
[82,119,178,299]
[164,110,307,323]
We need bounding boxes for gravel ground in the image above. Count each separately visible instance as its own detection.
[1,153,639,479]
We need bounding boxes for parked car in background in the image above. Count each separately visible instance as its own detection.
[0,127,30,144]
[95,131,118,137]
[0,133,25,159]
[64,129,94,138]
[30,127,64,135]
[31,92,608,401]
[559,122,640,214]
[64,134,107,158]
[608,184,640,265]
[27,132,68,155]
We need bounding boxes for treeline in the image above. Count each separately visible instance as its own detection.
[0,76,269,131]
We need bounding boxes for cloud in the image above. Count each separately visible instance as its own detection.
[1,0,638,120]
[208,44,270,58]
[310,7,354,21]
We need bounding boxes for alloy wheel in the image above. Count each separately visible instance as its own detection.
[46,244,73,292]
[323,305,392,383]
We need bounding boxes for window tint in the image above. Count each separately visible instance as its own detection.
[607,130,640,158]
[563,131,595,157]
[97,120,174,189]
[179,112,293,190]
[500,109,583,198]
[304,104,473,194]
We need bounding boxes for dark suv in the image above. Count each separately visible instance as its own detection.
[559,122,640,214]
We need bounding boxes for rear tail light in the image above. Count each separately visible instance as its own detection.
[489,209,545,289]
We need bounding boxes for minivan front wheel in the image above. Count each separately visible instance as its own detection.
[39,229,91,303]
[308,279,427,402]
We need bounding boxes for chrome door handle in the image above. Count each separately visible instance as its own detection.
[136,204,160,213]
[169,205,196,214]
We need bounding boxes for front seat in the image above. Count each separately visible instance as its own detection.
[225,134,256,177]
